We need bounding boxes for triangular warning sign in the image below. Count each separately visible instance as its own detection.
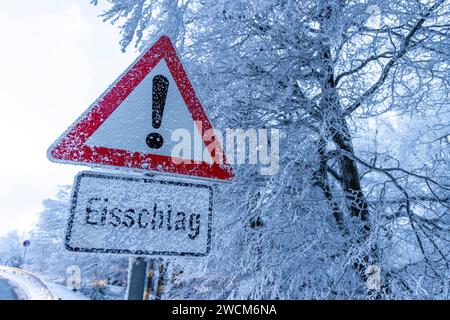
[48,35,234,181]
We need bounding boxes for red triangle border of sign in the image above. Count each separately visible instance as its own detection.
[47,35,234,181]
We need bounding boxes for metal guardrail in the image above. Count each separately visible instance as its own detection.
[0,266,57,300]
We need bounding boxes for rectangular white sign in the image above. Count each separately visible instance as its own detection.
[65,171,212,256]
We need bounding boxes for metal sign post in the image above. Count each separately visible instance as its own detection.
[126,257,148,300]
[22,240,31,268]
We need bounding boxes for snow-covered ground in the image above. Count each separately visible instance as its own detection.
[43,281,90,300]
[0,270,53,300]
[0,267,89,300]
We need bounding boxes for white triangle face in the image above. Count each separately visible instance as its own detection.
[86,59,212,163]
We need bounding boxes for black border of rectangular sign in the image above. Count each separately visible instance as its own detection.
[65,171,213,257]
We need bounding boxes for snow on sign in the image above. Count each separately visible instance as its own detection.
[66,171,212,256]
[47,35,234,181]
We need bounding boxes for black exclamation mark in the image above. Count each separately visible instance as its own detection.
[146,75,169,149]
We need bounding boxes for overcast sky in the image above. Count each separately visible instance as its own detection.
[0,1,136,236]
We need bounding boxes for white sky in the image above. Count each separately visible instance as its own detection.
[0,1,137,236]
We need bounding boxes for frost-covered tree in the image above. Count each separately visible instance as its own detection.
[93,0,449,299]
[28,186,129,299]
[28,186,72,274]
[0,230,24,267]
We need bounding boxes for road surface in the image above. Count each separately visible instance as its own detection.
[0,278,18,300]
